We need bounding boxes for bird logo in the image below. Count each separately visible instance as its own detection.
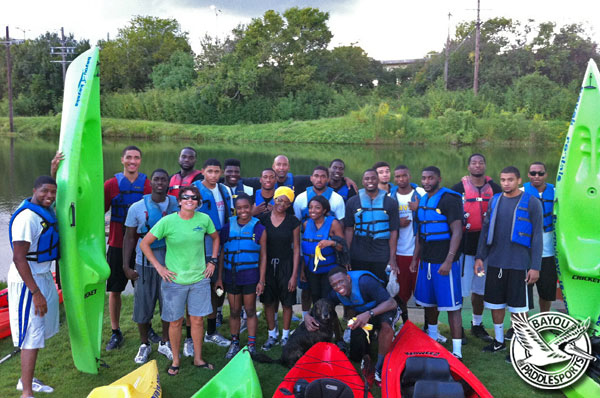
[510,312,595,389]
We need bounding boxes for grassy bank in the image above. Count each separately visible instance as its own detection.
[0,295,565,398]
[0,110,568,145]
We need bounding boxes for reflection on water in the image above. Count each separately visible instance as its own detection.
[0,135,563,280]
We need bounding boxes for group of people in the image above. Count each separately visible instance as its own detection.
[7,146,557,395]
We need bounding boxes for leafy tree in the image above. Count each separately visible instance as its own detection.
[151,50,197,89]
[99,16,192,92]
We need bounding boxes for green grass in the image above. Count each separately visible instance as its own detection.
[0,295,567,398]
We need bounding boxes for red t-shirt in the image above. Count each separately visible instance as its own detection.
[104,175,152,247]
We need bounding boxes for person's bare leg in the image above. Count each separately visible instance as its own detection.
[243,294,258,338]
[138,323,150,344]
[472,293,484,318]
[539,298,552,313]
[229,294,242,335]
[447,310,462,339]
[301,289,311,312]
[168,318,183,371]
[282,306,292,330]
[109,292,121,330]
[161,320,170,341]
[20,348,38,398]
[191,316,209,366]
[264,303,276,331]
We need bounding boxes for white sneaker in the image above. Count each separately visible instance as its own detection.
[183,337,194,357]
[158,341,173,361]
[204,332,231,347]
[134,343,152,364]
[435,333,448,344]
[16,378,54,393]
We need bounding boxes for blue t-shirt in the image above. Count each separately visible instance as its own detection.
[219,221,266,285]
[327,273,390,309]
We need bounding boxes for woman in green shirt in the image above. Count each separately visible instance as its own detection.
[141,185,219,376]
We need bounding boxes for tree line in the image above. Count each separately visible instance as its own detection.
[1,8,598,126]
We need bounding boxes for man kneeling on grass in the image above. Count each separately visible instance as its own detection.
[304,266,398,384]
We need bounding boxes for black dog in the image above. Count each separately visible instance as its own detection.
[253,298,343,367]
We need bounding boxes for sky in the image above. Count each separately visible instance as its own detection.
[3,0,599,60]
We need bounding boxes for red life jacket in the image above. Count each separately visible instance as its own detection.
[168,170,202,197]
[461,175,493,232]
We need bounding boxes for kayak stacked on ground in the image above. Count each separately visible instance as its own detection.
[0,273,63,340]
[191,347,262,397]
[381,321,492,398]
[56,46,111,374]
[87,360,161,398]
[273,342,372,398]
[555,58,600,398]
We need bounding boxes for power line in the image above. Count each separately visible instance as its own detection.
[50,27,75,84]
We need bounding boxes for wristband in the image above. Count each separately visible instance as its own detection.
[209,257,218,264]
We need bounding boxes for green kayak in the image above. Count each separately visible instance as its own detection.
[191,347,262,397]
[56,47,111,374]
[555,59,600,397]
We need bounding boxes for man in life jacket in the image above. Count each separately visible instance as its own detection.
[373,161,395,194]
[293,166,345,223]
[252,168,278,216]
[344,169,399,282]
[475,166,543,355]
[8,176,61,397]
[168,147,203,198]
[304,267,397,384]
[450,153,501,343]
[390,165,425,323]
[223,158,254,211]
[328,159,357,203]
[123,169,178,364]
[104,145,151,351]
[523,162,556,314]
[410,166,464,359]
[192,158,232,348]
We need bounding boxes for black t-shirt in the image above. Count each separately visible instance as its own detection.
[243,174,312,195]
[330,178,358,203]
[451,179,502,255]
[344,193,400,264]
[259,211,301,264]
[416,191,463,263]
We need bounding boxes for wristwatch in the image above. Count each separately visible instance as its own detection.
[209,257,218,264]
[368,310,375,318]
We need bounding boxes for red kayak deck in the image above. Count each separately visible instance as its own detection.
[273,342,373,398]
[382,321,492,398]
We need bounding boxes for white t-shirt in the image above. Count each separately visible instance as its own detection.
[125,198,168,266]
[395,187,426,256]
[223,184,254,210]
[293,190,346,221]
[520,186,555,257]
[8,209,54,282]
[209,185,226,227]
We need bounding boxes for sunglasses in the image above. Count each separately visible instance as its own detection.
[180,194,200,201]
[528,171,546,176]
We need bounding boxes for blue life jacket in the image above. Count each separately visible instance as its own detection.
[276,173,294,189]
[336,271,384,313]
[301,216,337,274]
[9,198,60,262]
[417,187,461,242]
[300,187,334,221]
[523,182,555,232]
[193,181,231,231]
[224,217,261,272]
[333,183,350,202]
[487,192,534,248]
[111,173,147,224]
[354,189,390,240]
[255,190,275,207]
[141,195,179,249]
[390,183,422,236]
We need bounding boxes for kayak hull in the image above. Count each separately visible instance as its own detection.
[273,342,372,398]
[56,47,110,374]
[555,59,600,397]
[382,321,492,398]
[191,347,262,397]
[87,360,161,398]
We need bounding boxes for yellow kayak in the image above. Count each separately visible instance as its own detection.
[87,360,161,398]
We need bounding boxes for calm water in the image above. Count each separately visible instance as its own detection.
[0,135,564,280]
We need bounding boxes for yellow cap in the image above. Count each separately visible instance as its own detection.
[274,186,295,203]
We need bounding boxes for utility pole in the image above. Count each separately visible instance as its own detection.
[444,12,452,90]
[1,26,23,133]
[473,0,481,95]
[50,27,75,84]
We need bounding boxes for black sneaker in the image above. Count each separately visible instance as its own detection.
[148,328,162,344]
[471,323,494,343]
[216,310,223,328]
[106,332,124,351]
[482,340,507,353]
[505,327,514,341]
[505,354,512,364]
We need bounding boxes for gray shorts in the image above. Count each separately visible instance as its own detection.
[461,254,486,297]
[133,263,163,324]
[160,278,212,322]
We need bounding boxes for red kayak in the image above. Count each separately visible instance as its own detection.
[382,321,492,398]
[0,273,63,340]
[273,342,373,398]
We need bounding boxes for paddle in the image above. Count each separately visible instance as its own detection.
[0,348,20,364]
